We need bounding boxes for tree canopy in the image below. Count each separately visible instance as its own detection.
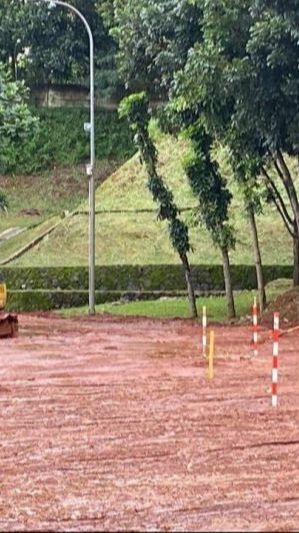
[99,0,201,97]
[0,62,38,188]
[0,0,118,96]
[0,63,38,148]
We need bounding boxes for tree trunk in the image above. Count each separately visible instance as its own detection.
[221,246,236,319]
[293,221,299,286]
[248,206,267,312]
[276,150,299,235]
[180,253,198,318]
[11,55,16,80]
[275,155,299,285]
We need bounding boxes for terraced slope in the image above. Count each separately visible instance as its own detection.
[1,134,294,267]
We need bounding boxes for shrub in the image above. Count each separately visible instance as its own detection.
[0,107,135,174]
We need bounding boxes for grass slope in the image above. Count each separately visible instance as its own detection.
[1,132,296,267]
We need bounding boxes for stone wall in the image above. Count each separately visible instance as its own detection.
[30,85,118,110]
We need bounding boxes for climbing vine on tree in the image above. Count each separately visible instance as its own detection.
[119,92,198,318]
[183,122,236,319]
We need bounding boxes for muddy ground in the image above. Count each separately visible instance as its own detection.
[1,313,299,532]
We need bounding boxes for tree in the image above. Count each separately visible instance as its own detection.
[119,92,198,318]
[0,63,38,173]
[100,0,201,97]
[245,0,299,283]
[174,0,299,288]
[0,1,118,97]
[229,147,267,311]
[0,0,27,80]
[183,122,236,319]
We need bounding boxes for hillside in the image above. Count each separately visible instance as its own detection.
[0,132,295,267]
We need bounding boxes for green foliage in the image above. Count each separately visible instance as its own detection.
[6,289,125,312]
[7,285,290,317]
[0,106,134,174]
[198,0,299,156]
[2,289,252,315]
[0,64,38,138]
[156,99,201,137]
[104,0,201,95]
[120,92,191,256]
[0,63,39,173]
[174,0,299,239]
[0,1,118,96]
[229,148,264,215]
[2,264,292,293]
[119,92,151,134]
[183,122,235,250]
[0,0,26,79]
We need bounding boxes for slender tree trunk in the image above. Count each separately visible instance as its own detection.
[11,55,16,81]
[293,220,299,286]
[248,206,267,312]
[221,246,236,319]
[180,253,198,318]
[270,153,299,285]
[276,150,299,234]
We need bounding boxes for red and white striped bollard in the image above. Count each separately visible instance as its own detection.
[272,312,279,407]
[202,306,207,359]
[252,296,258,357]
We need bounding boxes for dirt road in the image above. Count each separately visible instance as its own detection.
[1,313,299,531]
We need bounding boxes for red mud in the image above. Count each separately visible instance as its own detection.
[1,313,299,532]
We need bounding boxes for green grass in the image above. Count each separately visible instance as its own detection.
[0,216,61,264]
[0,159,124,264]
[8,133,295,267]
[0,106,134,261]
[1,129,298,267]
[10,206,293,267]
[0,160,118,235]
[58,286,285,321]
[93,136,197,212]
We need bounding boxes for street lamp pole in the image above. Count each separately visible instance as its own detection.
[34,0,96,314]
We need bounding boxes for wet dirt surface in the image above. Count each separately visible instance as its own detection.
[1,313,299,532]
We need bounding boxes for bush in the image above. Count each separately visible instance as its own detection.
[6,289,191,312]
[0,107,135,174]
[1,264,293,292]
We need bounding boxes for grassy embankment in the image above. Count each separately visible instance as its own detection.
[1,114,297,320]
[5,132,295,267]
[0,107,135,260]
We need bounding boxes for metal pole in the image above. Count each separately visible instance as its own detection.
[89,26,96,315]
[37,0,96,314]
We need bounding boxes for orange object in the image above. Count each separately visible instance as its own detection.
[0,278,7,310]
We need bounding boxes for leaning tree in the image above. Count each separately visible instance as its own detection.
[183,122,236,319]
[119,92,198,318]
